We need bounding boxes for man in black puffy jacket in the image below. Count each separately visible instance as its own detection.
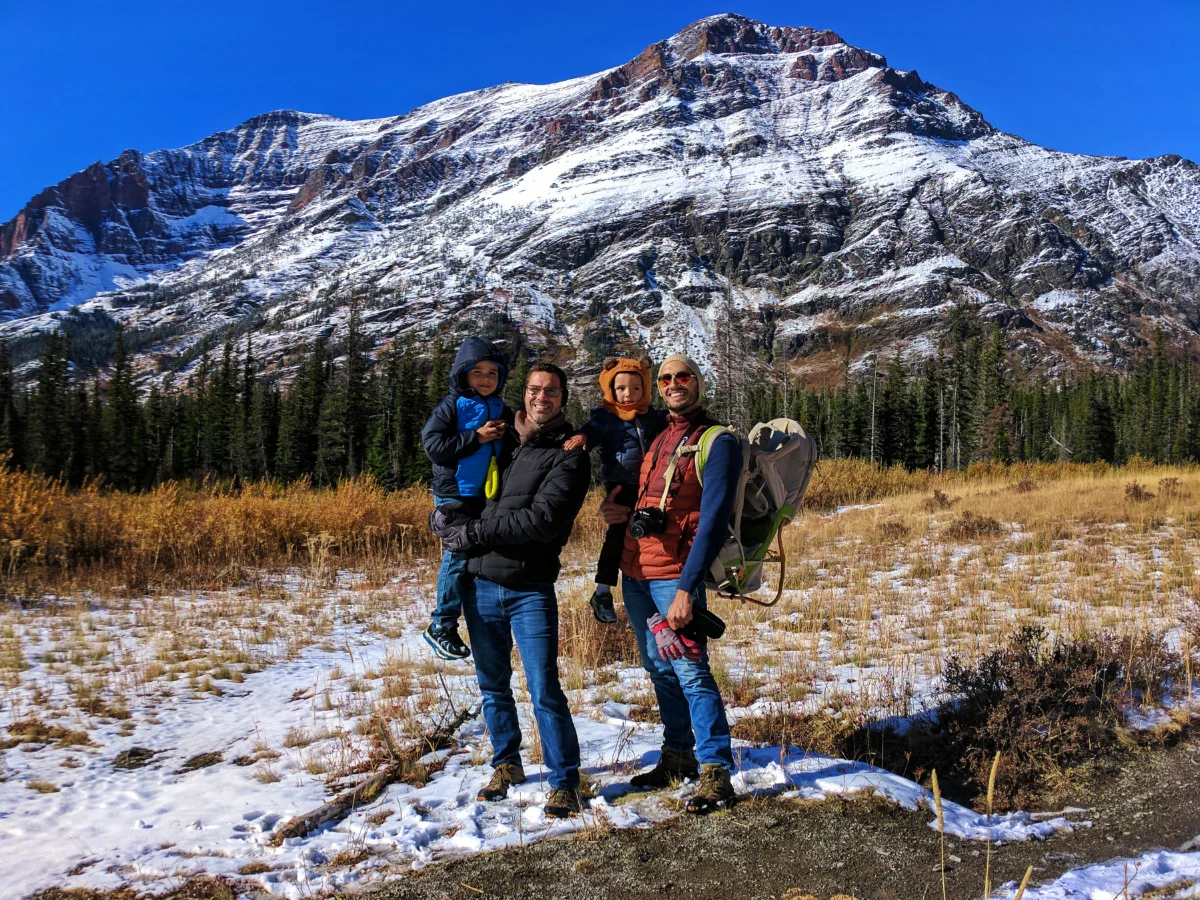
[429,362,590,819]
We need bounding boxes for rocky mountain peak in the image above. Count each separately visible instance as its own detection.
[0,18,1197,383]
[666,14,854,61]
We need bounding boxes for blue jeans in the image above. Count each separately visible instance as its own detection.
[622,576,734,769]
[432,496,471,632]
[463,579,580,789]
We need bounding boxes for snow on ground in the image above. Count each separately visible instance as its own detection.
[4,486,1200,897]
[0,571,1076,899]
[1002,850,1200,899]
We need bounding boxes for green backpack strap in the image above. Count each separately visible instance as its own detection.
[693,426,734,487]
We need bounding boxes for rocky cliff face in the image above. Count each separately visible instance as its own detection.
[2,14,1197,381]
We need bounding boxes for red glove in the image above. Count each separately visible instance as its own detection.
[648,614,702,662]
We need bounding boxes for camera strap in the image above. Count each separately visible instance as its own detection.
[641,424,708,512]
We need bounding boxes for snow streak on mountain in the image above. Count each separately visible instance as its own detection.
[2,14,1198,380]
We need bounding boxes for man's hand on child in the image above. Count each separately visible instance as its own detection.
[477,420,506,442]
[563,434,587,452]
[600,486,630,524]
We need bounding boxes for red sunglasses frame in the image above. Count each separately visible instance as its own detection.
[657,372,694,387]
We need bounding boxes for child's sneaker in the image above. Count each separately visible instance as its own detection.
[423,625,471,660]
[588,589,617,624]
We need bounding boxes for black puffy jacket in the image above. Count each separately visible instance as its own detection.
[468,419,591,587]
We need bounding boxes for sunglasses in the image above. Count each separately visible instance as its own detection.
[657,372,694,387]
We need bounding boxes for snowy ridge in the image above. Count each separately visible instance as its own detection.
[1,14,1198,379]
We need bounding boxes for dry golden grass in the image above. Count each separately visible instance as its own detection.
[2,458,1197,812]
[2,457,1165,594]
[0,465,438,592]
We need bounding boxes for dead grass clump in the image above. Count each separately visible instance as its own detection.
[113,747,158,770]
[1157,477,1190,500]
[2,718,93,749]
[805,459,933,512]
[943,511,1002,540]
[1115,631,1184,704]
[731,706,860,757]
[178,751,223,773]
[1125,481,1155,502]
[923,490,957,512]
[878,520,910,541]
[326,846,370,867]
[33,876,248,900]
[1013,479,1037,493]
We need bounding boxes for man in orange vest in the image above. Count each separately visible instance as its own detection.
[602,353,742,813]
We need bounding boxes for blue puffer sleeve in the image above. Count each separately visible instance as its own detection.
[423,396,479,465]
[579,409,603,445]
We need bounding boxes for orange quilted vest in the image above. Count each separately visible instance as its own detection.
[619,411,716,582]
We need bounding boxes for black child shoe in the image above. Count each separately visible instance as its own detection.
[423,624,471,660]
[589,589,618,624]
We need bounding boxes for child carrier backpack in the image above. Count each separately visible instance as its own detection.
[691,418,818,606]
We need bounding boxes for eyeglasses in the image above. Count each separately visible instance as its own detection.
[526,386,562,398]
[657,372,694,387]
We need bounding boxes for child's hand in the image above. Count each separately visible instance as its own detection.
[477,420,506,443]
[563,434,587,452]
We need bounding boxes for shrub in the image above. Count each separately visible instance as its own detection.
[943,510,1002,540]
[734,627,1185,810]
[936,626,1180,808]
[923,489,957,512]
[1125,481,1155,502]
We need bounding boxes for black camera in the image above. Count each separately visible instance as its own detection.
[628,507,667,539]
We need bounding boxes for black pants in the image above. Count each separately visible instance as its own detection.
[596,481,637,588]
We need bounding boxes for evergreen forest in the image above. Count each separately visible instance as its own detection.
[1,306,1198,492]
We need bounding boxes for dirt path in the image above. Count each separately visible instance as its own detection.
[362,739,1200,900]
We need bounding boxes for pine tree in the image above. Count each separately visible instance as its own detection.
[0,340,22,466]
[102,329,143,489]
[205,339,238,478]
[315,362,348,486]
[876,357,910,467]
[27,331,72,477]
[67,382,90,486]
[503,350,528,412]
[342,302,371,477]
[275,341,328,482]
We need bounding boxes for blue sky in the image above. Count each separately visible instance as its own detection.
[2,0,1197,221]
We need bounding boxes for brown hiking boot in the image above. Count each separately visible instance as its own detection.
[684,764,735,814]
[544,788,582,819]
[630,745,699,790]
[477,762,526,801]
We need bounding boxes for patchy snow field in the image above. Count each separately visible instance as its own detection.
[3,473,1200,898]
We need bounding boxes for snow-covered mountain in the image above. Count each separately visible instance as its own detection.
[2,14,1198,380]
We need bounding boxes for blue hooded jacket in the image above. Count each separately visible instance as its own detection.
[421,337,511,500]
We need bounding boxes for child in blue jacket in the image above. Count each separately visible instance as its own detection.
[420,337,511,659]
[565,356,667,623]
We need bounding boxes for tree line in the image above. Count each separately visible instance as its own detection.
[1,309,1198,492]
[732,326,1200,469]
